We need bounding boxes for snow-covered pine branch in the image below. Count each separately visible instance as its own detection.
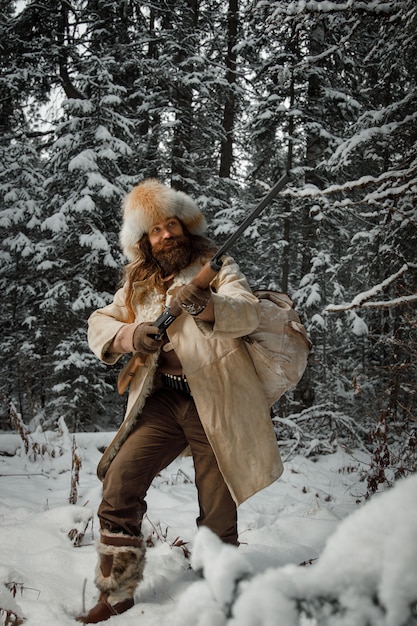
[325,264,414,311]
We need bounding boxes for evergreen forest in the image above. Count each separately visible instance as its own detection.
[1,0,416,483]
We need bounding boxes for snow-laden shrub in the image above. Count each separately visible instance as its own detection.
[173,474,417,626]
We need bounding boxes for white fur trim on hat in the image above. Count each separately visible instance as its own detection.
[120,178,207,261]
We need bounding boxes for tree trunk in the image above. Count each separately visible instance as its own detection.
[219,0,238,178]
[171,0,198,189]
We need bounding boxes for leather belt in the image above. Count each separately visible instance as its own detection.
[161,373,192,396]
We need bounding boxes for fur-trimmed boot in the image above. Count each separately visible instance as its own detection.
[76,531,146,624]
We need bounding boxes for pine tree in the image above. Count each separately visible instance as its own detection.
[326,0,417,431]
[0,0,53,426]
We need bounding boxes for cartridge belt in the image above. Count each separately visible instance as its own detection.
[161,373,192,396]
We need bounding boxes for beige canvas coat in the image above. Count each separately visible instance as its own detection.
[88,256,283,506]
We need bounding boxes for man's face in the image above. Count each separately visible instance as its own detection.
[148,217,191,275]
[148,216,184,248]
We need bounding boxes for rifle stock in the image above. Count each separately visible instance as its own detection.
[189,259,221,290]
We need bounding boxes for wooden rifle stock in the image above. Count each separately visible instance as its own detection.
[152,260,221,338]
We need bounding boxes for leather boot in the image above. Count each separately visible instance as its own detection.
[76,592,134,623]
[76,531,146,624]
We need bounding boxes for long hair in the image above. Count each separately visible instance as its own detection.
[122,231,218,322]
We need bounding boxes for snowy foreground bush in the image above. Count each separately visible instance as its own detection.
[173,474,417,626]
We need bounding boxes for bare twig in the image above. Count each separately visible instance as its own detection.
[69,436,82,505]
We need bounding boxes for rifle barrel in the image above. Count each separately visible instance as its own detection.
[211,170,291,267]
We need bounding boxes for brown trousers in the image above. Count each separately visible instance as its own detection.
[98,386,238,545]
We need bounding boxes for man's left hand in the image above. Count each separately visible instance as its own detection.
[175,284,212,316]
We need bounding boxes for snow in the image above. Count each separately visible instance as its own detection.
[68,150,98,172]
[41,212,68,233]
[0,426,416,626]
[349,311,368,336]
[326,264,410,312]
[79,231,109,251]
[75,196,96,212]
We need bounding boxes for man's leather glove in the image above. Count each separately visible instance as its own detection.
[175,284,212,316]
[133,324,163,355]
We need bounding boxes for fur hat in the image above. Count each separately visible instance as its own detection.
[120,178,207,261]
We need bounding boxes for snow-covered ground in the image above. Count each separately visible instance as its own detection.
[0,420,416,625]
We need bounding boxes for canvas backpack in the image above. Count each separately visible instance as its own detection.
[242,290,311,407]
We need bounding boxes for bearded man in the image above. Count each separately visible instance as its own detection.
[77,179,283,623]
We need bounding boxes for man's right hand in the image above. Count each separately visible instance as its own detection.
[133,324,163,355]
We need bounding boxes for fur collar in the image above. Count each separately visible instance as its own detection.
[130,261,204,324]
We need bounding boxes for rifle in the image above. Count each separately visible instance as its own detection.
[152,170,291,338]
[117,171,291,393]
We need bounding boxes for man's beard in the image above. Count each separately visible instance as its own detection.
[152,235,192,277]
